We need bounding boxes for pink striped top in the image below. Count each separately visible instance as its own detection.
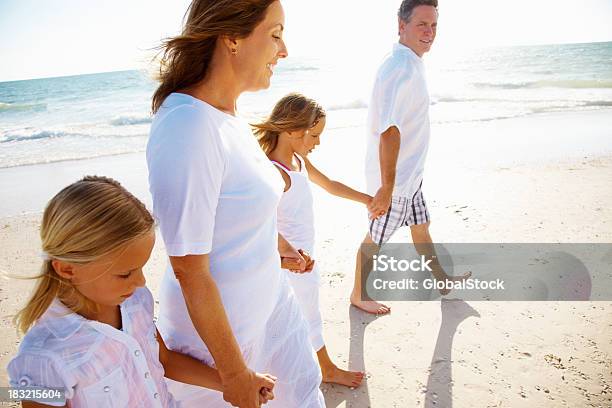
[8,287,178,407]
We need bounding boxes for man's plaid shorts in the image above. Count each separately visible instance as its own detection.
[369,183,430,246]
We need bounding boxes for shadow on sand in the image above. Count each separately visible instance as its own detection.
[424,299,480,407]
[321,299,480,408]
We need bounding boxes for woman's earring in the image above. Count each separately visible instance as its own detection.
[231,48,238,55]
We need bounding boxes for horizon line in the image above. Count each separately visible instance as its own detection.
[1,39,610,84]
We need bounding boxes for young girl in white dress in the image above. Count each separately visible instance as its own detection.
[254,93,370,388]
[8,176,275,407]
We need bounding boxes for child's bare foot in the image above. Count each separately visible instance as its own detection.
[438,271,473,296]
[321,364,365,387]
[350,293,390,315]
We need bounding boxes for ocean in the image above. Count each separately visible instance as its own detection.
[1,41,611,168]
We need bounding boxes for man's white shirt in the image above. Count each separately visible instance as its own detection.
[365,42,430,198]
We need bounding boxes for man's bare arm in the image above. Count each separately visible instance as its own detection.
[368,126,401,217]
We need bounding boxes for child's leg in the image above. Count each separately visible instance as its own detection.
[317,345,364,387]
[288,267,365,387]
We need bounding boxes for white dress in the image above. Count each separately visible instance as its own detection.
[147,93,325,407]
[273,156,324,351]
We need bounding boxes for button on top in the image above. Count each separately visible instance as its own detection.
[154,393,159,399]
[134,350,141,357]
[104,385,111,392]
[18,376,31,386]
[144,372,150,379]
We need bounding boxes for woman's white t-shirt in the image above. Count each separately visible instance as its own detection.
[147,93,285,356]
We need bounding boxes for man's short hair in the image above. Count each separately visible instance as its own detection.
[398,0,438,22]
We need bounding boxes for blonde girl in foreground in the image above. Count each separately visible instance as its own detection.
[253,93,369,388]
[8,176,274,407]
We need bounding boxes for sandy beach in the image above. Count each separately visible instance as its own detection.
[1,109,611,407]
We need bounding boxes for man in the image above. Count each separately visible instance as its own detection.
[351,0,469,314]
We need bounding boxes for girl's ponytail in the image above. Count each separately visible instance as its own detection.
[15,260,66,334]
[253,123,283,155]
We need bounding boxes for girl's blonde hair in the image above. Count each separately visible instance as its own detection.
[252,93,326,155]
[14,176,154,334]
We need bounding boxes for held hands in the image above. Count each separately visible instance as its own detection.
[364,194,377,221]
[222,368,276,407]
[259,387,275,405]
[367,186,392,220]
[281,248,315,273]
[299,249,315,272]
[278,234,312,273]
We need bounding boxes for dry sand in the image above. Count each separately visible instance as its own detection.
[1,110,611,407]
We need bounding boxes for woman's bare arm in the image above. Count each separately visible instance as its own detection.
[169,254,274,408]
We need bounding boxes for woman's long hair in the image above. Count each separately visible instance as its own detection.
[252,93,325,155]
[152,0,277,113]
[14,176,154,334]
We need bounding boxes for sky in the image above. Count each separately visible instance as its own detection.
[0,0,611,82]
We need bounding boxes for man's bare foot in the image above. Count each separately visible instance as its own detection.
[438,271,473,296]
[321,364,365,387]
[350,293,391,314]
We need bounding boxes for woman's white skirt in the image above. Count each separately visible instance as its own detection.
[164,277,325,407]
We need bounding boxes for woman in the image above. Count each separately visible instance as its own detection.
[147,0,325,407]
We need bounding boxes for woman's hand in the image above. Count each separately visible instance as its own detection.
[258,375,276,404]
[222,369,276,407]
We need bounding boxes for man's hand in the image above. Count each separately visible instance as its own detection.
[368,185,392,219]
[222,368,276,407]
